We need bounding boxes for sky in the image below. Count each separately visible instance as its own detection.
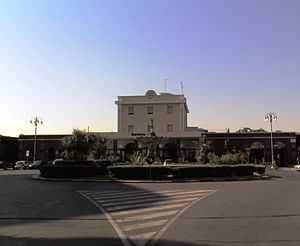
[0,0,299,137]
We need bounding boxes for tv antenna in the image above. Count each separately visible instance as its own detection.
[180,81,184,94]
[164,78,169,93]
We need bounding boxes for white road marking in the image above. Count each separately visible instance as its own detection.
[129,231,157,246]
[87,190,183,199]
[91,191,210,202]
[111,202,189,216]
[79,189,218,246]
[116,210,178,223]
[100,192,210,207]
[122,219,168,232]
[106,197,199,212]
[148,189,218,246]
[93,190,213,203]
[78,191,133,246]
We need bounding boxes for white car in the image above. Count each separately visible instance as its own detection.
[294,164,300,171]
[28,160,42,169]
[163,159,174,165]
[14,161,29,170]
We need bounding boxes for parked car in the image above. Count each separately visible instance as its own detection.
[53,159,64,165]
[294,164,300,171]
[14,161,29,170]
[0,160,13,170]
[28,160,43,169]
[163,159,174,165]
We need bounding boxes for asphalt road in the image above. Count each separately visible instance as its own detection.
[0,168,300,246]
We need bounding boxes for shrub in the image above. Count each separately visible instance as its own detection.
[220,153,240,165]
[108,165,173,179]
[128,152,146,165]
[174,165,255,178]
[108,164,257,179]
[207,152,220,165]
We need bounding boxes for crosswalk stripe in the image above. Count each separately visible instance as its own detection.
[122,219,167,232]
[106,197,199,212]
[79,189,218,246]
[78,191,132,246]
[93,190,212,203]
[88,190,183,199]
[100,192,208,207]
[111,202,188,216]
[116,210,178,222]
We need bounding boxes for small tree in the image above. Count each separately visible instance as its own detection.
[61,129,91,161]
[88,134,107,160]
[128,152,146,165]
[196,135,212,164]
[207,152,220,165]
[220,153,240,165]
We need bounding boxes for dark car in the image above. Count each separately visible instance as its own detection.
[0,160,14,170]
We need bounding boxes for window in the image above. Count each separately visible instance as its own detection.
[167,106,173,114]
[167,124,173,132]
[128,107,134,115]
[147,106,153,114]
[128,125,134,132]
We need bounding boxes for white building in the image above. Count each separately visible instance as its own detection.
[97,90,206,162]
[115,90,189,134]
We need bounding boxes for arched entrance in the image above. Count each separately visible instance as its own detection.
[162,143,178,163]
[124,142,137,161]
[274,142,286,167]
[250,142,265,164]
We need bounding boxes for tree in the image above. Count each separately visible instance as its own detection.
[88,134,107,160]
[237,127,253,133]
[237,127,267,133]
[196,135,212,164]
[61,129,107,161]
[61,129,91,161]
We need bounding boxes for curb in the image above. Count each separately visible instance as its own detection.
[31,174,270,183]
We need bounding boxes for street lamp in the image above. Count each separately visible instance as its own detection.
[264,112,277,168]
[30,116,43,162]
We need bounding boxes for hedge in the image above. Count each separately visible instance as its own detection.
[93,160,113,175]
[108,164,264,179]
[254,165,266,175]
[39,165,97,178]
[53,160,94,166]
[108,165,173,179]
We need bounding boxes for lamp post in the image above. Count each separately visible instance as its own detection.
[30,116,43,162]
[264,112,277,168]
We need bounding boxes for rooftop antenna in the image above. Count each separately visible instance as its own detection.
[164,78,169,93]
[180,81,184,94]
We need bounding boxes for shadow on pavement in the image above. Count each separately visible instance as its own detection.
[0,171,206,246]
[0,235,209,246]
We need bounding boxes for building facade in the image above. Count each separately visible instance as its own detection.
[5,89,300,167]
[0,135,18,163]
[115,90,189,133]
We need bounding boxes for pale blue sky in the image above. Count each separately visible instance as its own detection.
[0,0,299,137]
